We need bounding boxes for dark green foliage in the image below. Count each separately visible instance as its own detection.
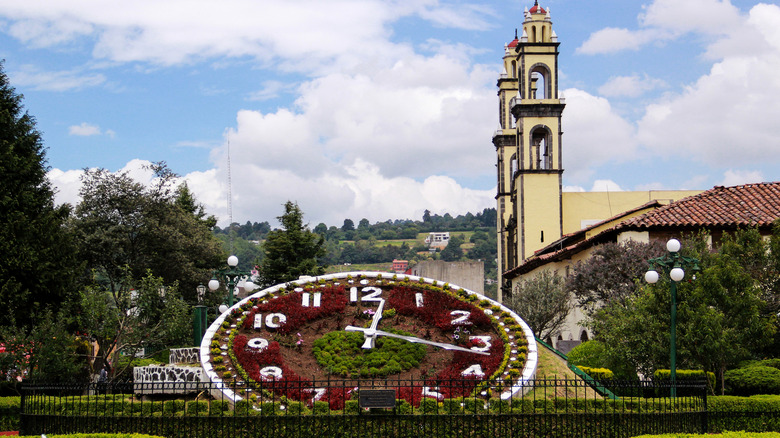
[725,366,780,396]
[0,62,80,330]
[72,163,225,303]
[258,201,327,286]
[440,234,465,261]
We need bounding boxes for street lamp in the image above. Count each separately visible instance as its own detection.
[208,255,257,315]
[192,284,208,347]
[645,238,700,397]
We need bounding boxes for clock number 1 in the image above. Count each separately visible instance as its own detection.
[350,286,383,303]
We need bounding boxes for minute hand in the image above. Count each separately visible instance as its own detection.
[344,326,489,356]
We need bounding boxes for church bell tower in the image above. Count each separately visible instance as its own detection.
[495,1,565,300]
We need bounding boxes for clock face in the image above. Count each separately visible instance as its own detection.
[200,272,537,410]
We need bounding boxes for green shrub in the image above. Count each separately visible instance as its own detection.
[579,366,614,381]
[725,366,780,396]
[654,369,715,389]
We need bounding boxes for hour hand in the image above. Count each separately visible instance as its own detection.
[349,299,385,349]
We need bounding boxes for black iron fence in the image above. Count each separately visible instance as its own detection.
[20,378,707,438]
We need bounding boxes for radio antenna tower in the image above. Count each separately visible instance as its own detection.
[227,137,234,255]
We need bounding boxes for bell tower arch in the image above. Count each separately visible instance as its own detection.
[495,1,565,300]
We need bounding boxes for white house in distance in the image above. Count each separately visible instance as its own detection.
[425,232,450,250]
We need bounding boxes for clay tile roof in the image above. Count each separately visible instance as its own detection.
[530,2,546,14]
[508,38,519,48]
[615,182,780,230]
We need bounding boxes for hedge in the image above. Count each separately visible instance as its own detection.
[19,435,164,438]
[579,366,614,381]
[725,366,780,396]
[632,433,780,438]
[709,395,780,433]
[0,396,19,431]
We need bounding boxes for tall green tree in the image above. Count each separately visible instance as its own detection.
[0,62,79,329]
[259,201,326,286]
[587,231,777,389]
[71,163,224,302]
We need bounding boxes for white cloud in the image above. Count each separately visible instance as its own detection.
[0,0,492,71]
[68,122,101,136]
[636,51,780,167]
[719,169,765,187]
[10,65,106,91]
[597,74,667,98]
[577,28,659,55]
[560,88,638,183]
[590,180,623,192]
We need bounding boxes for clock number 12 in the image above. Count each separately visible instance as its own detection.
[350,287,383,303]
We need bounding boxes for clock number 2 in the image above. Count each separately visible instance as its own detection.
[450,310,472,325]
[350,286,383,303]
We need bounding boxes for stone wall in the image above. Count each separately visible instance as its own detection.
[133,364,204,395]
[170,347,200,364]
[411,260,484,294]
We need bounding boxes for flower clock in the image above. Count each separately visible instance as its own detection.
[199,272,538,411]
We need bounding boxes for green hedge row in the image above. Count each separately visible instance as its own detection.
[632,433,780,438]
[0,396,19,431]
[19,435,164,438]
[25,396,701,417]
[725,366,780,396]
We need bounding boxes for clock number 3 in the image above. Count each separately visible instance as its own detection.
[450,310,472,325]
[350,287,383,303]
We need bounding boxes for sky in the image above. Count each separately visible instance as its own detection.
[1,0,779,227]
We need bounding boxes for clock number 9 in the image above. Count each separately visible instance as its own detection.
[350,287,383,303]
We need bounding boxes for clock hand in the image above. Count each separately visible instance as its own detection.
[344,326,490,356]
[358,299,385,349]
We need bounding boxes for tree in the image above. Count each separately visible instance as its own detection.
[567,240,665,314]
[506,270,571,341]
[0,62,79,330]
[341,219,355,232]
[79,271,191,375]
[258,202,327,286]
[71,163,224,303]
[587,231,777,390]
[440,234,465,261]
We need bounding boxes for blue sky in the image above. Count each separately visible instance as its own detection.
[1,0,778,226]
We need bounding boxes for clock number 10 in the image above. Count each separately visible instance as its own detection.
[253,313,287,330]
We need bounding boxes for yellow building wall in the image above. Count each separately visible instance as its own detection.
[561,190,701,235]
[520,172,561,260]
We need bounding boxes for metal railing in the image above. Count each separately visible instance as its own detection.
[21,378,707,438]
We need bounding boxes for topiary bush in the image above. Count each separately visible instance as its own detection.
[725,365,780,396]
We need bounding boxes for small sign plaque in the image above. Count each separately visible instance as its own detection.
[359,389,396,409]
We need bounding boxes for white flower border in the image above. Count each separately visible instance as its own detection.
[199,271,538,403]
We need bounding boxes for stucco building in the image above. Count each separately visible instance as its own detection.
[493,2,699,302]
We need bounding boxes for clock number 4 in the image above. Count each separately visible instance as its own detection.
[350,287,383,303]
[253,313,287,329]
